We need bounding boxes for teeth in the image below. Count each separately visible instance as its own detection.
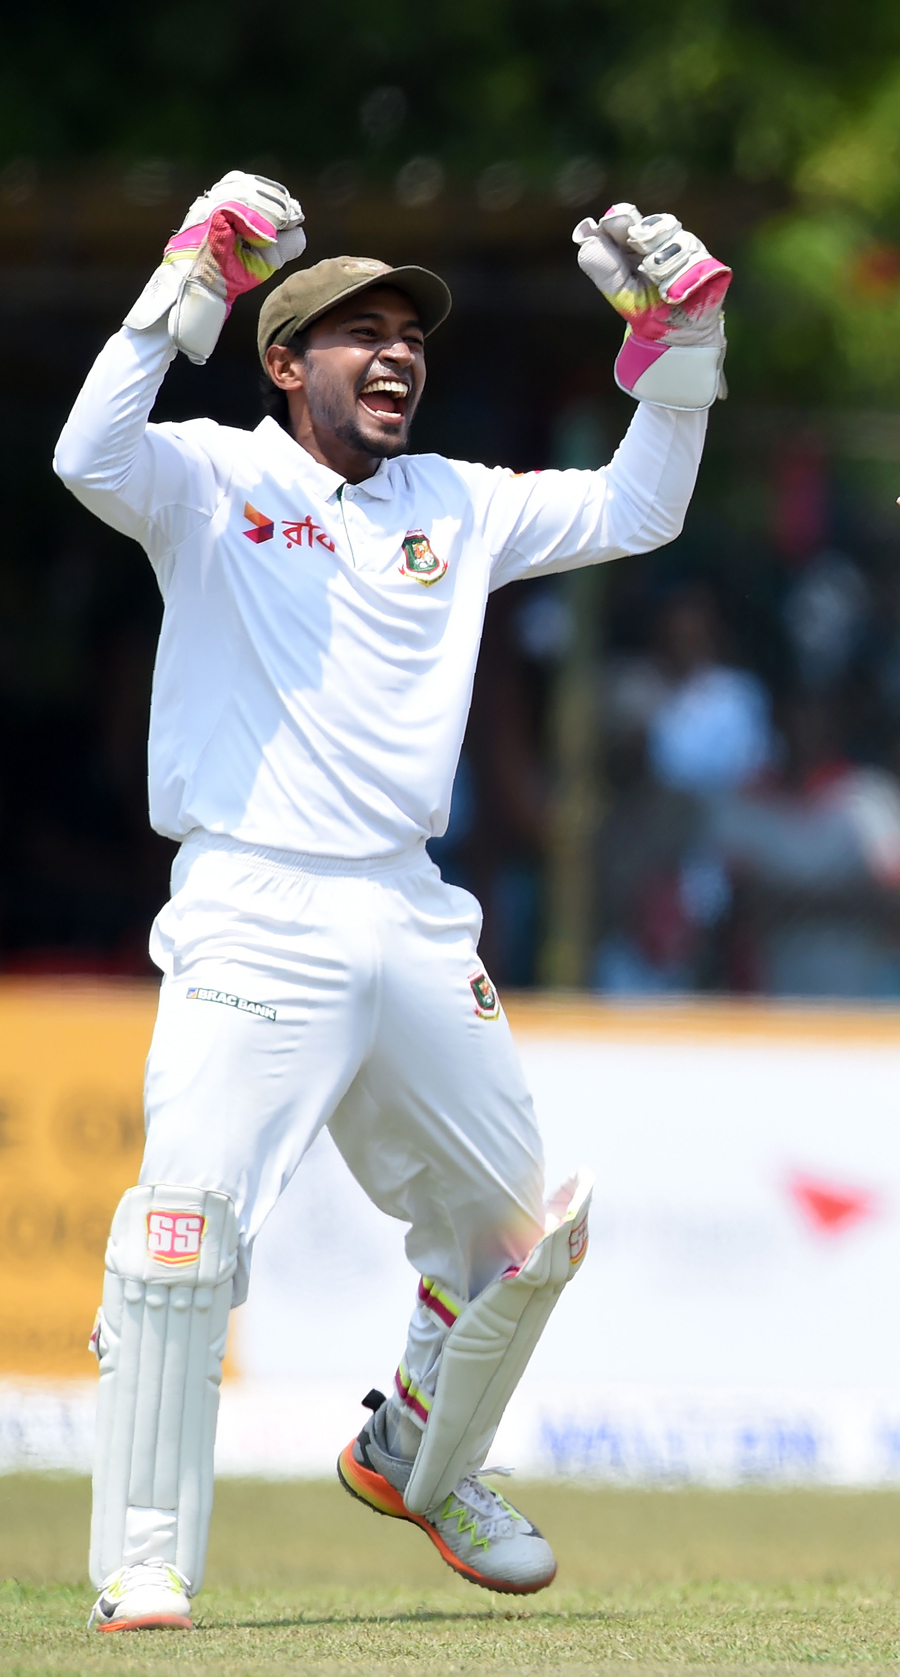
[361,379,408,397]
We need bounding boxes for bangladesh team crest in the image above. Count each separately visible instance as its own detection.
[399,529,447,586]
[469,970,500,1019]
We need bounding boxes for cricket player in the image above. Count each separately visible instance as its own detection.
[53,172,730,1630]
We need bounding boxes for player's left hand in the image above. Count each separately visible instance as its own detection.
[125,171,307,365]
[573,204,732,411]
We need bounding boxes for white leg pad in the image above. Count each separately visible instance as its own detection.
[89,1184,239,1591]
[403,1168,592,1515]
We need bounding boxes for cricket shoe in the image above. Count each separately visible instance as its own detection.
[337,1393,557,1594]
[87,1559,193,1631]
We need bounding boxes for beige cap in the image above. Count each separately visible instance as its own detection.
[257,256,452,368]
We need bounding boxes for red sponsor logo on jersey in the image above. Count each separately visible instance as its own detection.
[243,502,274,543]
[146,1210,207,1266]
[568,1209,589,1265]
[282,516,335,551]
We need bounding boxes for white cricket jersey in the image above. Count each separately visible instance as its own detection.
[54,323,706,858]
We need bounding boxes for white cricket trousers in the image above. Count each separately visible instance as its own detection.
[142,830,545,1420]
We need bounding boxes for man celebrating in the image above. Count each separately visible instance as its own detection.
[54,172,729,1630]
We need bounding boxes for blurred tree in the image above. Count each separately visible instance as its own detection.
[749,55,900,400]
[4,2,900,400]
[0,0,895,177]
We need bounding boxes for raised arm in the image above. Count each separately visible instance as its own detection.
[486,400,706,588]
[53,171,306,569]
[54,323,201,552]
[486,201,729,588]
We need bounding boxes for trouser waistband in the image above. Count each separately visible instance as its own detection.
[178,829,432,880]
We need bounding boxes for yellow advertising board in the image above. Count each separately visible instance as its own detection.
[0,979,158,1375]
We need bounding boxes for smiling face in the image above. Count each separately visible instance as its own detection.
[264,286,427,482]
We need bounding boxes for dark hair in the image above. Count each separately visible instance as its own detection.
[260,326,311,434]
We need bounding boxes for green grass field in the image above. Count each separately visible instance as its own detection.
[3,1477,900,1675]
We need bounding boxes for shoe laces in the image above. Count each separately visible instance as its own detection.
[101,1559,191,1595]
[443,1469,521,1542]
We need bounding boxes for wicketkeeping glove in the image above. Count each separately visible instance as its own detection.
[124,171,307,365]
[573,204,732,410]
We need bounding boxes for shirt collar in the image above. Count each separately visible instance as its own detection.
[253,417,397,503]
[253,417,345,501]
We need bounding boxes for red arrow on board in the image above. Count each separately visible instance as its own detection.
[786,1172,879,1235]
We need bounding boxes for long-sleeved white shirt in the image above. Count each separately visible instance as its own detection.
[53,324,706,858]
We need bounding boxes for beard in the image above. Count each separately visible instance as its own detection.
[305,365,418,458]
[332,411,410,458]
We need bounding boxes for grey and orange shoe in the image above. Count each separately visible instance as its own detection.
[87,1560,193,1631]
[337,1392,557,1595]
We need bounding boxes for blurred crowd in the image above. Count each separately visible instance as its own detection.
[434,425,900,1001]
[594,579,900,998]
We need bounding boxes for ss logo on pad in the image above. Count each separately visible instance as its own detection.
[146,1211,207,1265]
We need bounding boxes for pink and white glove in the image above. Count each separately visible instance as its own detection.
[124,171,306,365]
[573,204,732,410]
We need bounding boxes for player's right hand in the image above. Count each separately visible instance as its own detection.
[573,203,731,411]
[124,171,307,366]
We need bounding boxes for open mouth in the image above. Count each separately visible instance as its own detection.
[358,377,409,426]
